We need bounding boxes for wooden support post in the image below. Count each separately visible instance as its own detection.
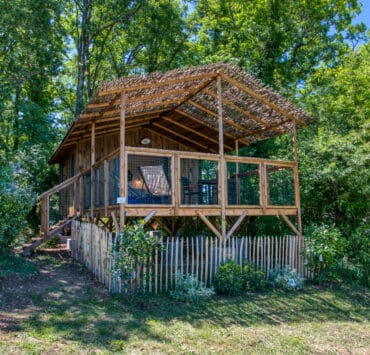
[279,213,300,237]
[90,122,95,220]
[197,211,222,239]
[235,140,240,205]
[73,180,78,216]
[143,210,157,224]
[41,195,49,237]
[111,212,120,234]
[79,176,83,216]
[291,122,303,237]
[226,211,248,240]
[104,160,109,216]
[260,162,268,211]
[217,75,226,239]
[119,93,126,232]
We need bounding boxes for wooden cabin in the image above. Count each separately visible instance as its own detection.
[37,63,312,245]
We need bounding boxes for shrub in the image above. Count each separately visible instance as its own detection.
[169,272,215,303]
[268,265,304,290]
[345,222,370,286]
[214,260,243,295]
[0,163,33,253]
[43,235,60,248]
[111,220,163,303]
[242,261,267,292]
[305,223,345,283]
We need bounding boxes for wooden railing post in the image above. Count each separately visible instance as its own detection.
[259,162,268,211]
[104,159,109,216]
[41,195,49,237]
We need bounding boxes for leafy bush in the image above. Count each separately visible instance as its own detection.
[268,265,304,290]
[305,223,345,283]
[242,261,267,292]
[344,222,370,286]
[43,235,61,248]
[111,220,162,302]
[214,260,244,295]
[170,272,215,303]
[0,163,33,253]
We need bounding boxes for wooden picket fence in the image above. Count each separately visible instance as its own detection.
[70,221,308,294]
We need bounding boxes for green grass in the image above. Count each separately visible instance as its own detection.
[0,253,38,278]
[0,254,369,354]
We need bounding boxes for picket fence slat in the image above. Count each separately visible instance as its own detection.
[70,221,309,296]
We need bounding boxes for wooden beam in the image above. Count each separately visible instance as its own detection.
[161,115,233,150]
[146,127,201,152]
[235,140,240,205]
[226,211,248,240]
[41,196,49,237]
[217,75,227,239]
[174,108,244,143]
[188,98,261,140]
[197,211,222,239]
[111,212,120,233]
[220,73,306,126]
[204,88,284,134]
[143,210,157,224]
[279,213,300,236]
[292,122,302,237]
[90,122,95,219]
[119,93,126,232]
[104,160,109,216]
[152,122,209,150]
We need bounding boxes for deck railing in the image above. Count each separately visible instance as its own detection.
[39,147,298,236]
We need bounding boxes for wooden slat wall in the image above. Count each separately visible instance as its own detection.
[71,221,310,295]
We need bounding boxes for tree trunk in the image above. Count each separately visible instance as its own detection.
[74,0,92,118]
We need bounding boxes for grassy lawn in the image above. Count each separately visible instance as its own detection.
[0,252,369,354]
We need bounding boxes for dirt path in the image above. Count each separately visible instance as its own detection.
[0,249,110,334]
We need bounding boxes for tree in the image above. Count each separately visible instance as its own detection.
[0,0,65,156]
[299,43,370,232]
[190,0,366,92]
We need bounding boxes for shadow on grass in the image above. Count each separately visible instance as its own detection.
[5,252,369,352]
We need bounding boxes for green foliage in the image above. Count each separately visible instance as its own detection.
[43,236,61,249]
[242,261,267,292]
[300,44,370,232]
[214,260,244,295]
[338,222,370,286]
[305,224,345,283]
[169,272,215,303]
[0,162,33,252]
[268,265,304,290]
[111,220,162,302]
[190,0,366,90]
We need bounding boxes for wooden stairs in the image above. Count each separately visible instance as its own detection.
[22,216,78,256]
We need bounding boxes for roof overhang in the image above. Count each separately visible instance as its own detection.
[50,63,313,164]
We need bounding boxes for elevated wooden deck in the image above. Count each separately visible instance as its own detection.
[38,146,301,241]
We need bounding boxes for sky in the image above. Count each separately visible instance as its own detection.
[355,0,370,27]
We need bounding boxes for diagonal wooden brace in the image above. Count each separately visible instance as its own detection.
[197,211,222,239]
[225,211,248,241]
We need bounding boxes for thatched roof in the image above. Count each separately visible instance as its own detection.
[50,63,313,163]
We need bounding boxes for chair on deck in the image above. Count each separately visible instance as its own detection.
[181,176,200,204]
[139,165,171,204]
